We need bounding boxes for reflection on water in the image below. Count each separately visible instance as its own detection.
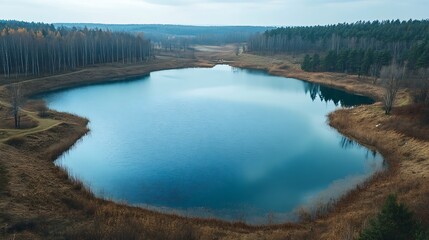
[44,65,383,224]
[340,136,378,159]
[304,82,373,107]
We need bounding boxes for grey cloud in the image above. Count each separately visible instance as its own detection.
[0,0,427,26]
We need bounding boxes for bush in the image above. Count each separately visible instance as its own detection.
[5,136,26,147]
[0,164,7,193]
[34,100,49,118]
[359,194,429,240]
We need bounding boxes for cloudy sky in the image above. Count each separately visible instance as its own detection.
[1,0,427,26]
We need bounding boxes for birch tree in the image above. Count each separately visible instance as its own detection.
[380,63,406,115]
[9,83,23,128]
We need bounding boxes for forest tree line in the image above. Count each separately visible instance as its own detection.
[153,32,256,52]
[0,20,153,78]
[58,23,272,52]
[248,20,429,76]
[300,49,392,77]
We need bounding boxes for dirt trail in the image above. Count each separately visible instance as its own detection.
[0,99,63,143]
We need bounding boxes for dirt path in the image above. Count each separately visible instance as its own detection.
[16,69,88,85]
[0,100,63,143]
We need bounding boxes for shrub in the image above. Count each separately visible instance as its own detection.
[359,194,429,240]
[0,164,7,193]
[5,136,26,147]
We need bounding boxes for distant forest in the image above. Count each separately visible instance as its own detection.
[57,23,273,50]
[0,21,153,78]
[248,20,429,76]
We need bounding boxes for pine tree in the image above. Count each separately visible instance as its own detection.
[359,195,428,240]
[312,54,321,71]
[417,44,429,69]
[302,54,312,71]
[361,49,374,75]
[323,50,337,72]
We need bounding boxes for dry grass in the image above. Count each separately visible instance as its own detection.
[381,104,429,141]
[0,105,38,129]
[4,136,26,147]
[3,120,89,161]
[322,105,429,238]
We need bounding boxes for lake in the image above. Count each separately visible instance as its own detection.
[43,65,383,224]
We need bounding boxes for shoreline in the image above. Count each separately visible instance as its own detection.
[0,48,427,239]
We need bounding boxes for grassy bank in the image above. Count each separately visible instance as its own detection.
[0,46,427,239]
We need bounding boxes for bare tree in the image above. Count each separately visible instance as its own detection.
[9,83,23,128]
[369,63,380,84]
[34,100,49,118]
[0,23,153,78]
[235,45,241,56]
[380,63,406,115]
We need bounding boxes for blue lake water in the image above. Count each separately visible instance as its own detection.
[43,65,383,224]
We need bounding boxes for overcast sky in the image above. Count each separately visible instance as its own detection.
[1,0,428,26]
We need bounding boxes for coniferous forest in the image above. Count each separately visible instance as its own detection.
[248,20,429,76]
[0,21,153,78]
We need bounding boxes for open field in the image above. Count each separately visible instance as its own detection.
[0,45,428,239]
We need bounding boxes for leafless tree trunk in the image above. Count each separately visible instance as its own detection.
[380,63,405,115]
[0,26,152,77]
[369,63,380,84]
[9,83,23,128]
